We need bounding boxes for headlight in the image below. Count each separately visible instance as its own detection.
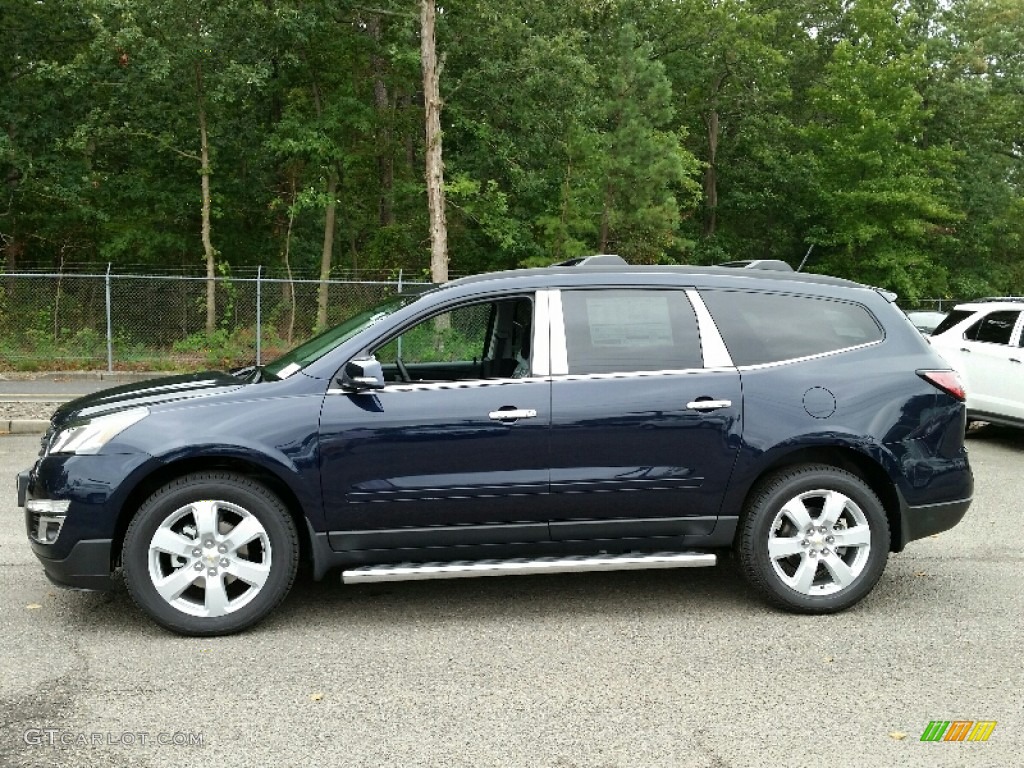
[49,408,149,455]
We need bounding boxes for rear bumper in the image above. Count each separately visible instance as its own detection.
[901,497,972,545]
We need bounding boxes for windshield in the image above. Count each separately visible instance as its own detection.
[263,297,408,379]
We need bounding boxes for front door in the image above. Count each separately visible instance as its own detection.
[318,295,552,551]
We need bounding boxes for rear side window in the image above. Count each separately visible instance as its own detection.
[700,290,883,366]
[965,310,1019,345]
[931,309,972,337]
[561,289,703,373]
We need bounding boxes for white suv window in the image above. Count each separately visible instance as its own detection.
[965,311,1020,345]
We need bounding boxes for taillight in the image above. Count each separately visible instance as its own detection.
[918,370,966,401]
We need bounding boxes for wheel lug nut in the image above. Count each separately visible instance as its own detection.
[207,568,217,577]
[826,536,834,544]
[801,539,809,547]
[192,548,202,557]
[822,548,830,556]
[809,550,818,558]
[217,544,228,554]
[220,558,229,567]
[204,539,214,548]
[194,562,203,571]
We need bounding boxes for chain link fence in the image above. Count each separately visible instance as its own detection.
[0,270,431,371]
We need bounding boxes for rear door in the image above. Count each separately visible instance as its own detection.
[545,287,742,541]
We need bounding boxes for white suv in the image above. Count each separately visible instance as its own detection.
[929,298,1024,427]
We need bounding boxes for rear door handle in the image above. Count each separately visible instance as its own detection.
[686,399,733,411]
[959,347,971,353]
[488,408,537,422]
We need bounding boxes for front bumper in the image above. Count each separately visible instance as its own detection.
[31,538,116,591]
[17,451,152,591]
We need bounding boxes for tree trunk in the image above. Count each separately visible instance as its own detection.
[599,182,613,254]
[420,0,448,284]
[368,16,394,227]
[317,170,338,332]
[702,107,720,238]
[196,61,216,335]
[282,176,297,345]
[702,70,727,240]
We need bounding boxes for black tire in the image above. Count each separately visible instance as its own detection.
[736,464,889,614]
[122,472,299,636]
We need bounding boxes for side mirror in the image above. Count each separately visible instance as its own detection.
[340,358,385,391]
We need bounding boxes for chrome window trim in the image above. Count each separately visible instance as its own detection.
[686,289,734,369]
[327,377,549,396]
[549,367,734,383]
[733,339,885,371]
[548,290,568,376]
[533,290,554,377]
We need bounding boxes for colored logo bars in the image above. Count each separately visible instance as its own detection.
[920,721,997,742]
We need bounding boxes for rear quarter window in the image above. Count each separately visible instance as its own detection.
[700,290,883,366]
[931,309,973,337]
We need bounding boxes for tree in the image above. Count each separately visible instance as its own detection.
[793,0,960,300]
[421,0,448,283]
[55,0,278,332]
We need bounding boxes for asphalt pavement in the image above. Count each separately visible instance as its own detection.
[1,427,1022,767]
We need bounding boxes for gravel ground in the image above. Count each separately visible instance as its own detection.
[0,403,59,422]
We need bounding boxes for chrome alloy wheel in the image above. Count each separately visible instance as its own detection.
[766,488,872,596]
[147,500,272,618]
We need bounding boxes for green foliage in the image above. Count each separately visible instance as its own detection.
[2,0,1023,313]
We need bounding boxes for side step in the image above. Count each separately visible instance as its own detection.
[342,551,716,585]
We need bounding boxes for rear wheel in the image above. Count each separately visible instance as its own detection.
[122,472,299,636]
[737,464,889,613]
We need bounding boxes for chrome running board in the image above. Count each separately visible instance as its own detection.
[341,551,716,585]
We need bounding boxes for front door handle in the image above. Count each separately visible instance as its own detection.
[488,408,537,422]
[686,399,733,411]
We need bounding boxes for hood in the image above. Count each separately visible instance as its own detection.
[50,371,245,427]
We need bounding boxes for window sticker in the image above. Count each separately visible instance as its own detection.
[586,295,674,347]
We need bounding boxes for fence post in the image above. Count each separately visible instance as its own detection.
[397,268,403,294]
[256,265,262,366]
[105,263,113,372]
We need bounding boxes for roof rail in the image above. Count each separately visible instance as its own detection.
[551,254,628,267]
[974,296,1024,303]
[718,259,794,272]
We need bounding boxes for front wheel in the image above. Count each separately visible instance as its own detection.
[736,465,890,613]
[122,472,299,636]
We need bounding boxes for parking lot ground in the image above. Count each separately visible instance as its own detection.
[1,428,1022,768]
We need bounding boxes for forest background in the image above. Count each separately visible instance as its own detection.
[3,0,1023,327]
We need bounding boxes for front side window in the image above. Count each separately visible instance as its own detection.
[561,289,703,374]
[265,296,407,379]
[965,311,1019,345]
[372,297,533,383]
[700,290,883,366]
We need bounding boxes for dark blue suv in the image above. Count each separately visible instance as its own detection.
[16,261,973,635]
